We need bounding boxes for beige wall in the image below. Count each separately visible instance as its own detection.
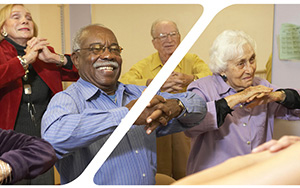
[0,4,273,74]
[91,4,273,76]
[193,4,274,71]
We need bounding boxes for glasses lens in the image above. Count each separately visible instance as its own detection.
[158,33,168,40]
[156,32,178,41]
[89,43,105,55]
[109,45,122,55]
[85,43,122,55]
[169,32,178,37]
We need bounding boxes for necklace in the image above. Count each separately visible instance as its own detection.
[6,38,37,126]
[23,69,29,81]
[21,65,37,126]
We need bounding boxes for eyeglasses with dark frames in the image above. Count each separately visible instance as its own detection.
[76,43,123,56]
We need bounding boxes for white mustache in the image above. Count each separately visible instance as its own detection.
[93,61,119,69]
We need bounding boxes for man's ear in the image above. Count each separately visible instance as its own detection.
[152,39,158,50]
[71,52,80,69]
[1,25,5,32]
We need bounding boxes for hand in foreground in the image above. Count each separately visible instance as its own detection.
[143,97,183,134]
[252,135,300,153]
[125,95,183,134]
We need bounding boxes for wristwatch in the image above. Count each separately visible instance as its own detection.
[58,54,64,66]
[177,99,185,110]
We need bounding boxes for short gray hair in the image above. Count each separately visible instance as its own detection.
[72,23,105,52]
[150,19,179,38]
[209,30,257,74]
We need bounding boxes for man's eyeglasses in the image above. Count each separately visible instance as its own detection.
[76,43,123,56]
[153,31,179,41]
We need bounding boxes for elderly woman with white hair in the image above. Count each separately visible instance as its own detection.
[185,30,300,176]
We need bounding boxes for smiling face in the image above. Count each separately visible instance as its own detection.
[71,25,122,95]
[152,21,180,64]
[222,43,256,91]
[1,5,34,46]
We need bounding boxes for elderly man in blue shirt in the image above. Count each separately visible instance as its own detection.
[41,24,207,185]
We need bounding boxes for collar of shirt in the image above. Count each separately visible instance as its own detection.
[76,78,137,102]
[213,74,233,97]
[149,52,183,72]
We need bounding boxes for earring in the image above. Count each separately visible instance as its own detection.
[220,74,227,81]
[1,30,7,37]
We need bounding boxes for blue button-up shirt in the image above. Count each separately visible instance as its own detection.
[185,74,300,175]
[41,78,206,185]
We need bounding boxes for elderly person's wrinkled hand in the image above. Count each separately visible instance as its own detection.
[161,72,194,93]
[38,45,66,66]
[143,97,183,134]
[23,37,49,64]
[241,85,273,103]
[225,85,273,109]
[125,95,183,134]
[161,74,183,93]
[245,90,286,108]
[26,37,66,66]
[146,76,183,93]
[171,72,194,87]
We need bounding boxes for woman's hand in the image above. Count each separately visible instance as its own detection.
[224,85,273,109]
[38,46,65,66]
[242,85,274,103]
[245,90,286,108]
[23,37,49,64]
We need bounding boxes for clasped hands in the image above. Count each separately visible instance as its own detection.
[226,85,286,109]
[125,95,183,134]
[147,72,194,93]
[23,37,61,65]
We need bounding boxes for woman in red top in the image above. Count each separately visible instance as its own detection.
[0,4,78,184]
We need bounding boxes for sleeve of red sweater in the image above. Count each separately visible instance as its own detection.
[0,129,57,184]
